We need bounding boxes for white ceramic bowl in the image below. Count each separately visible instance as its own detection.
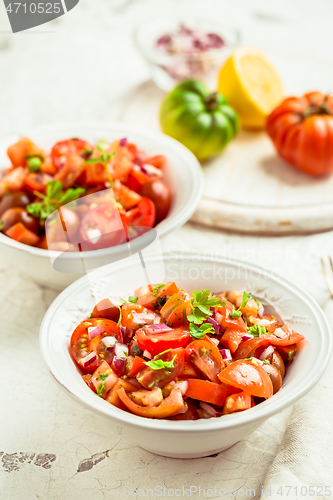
[40,253,331,458]
[0,123,203,289]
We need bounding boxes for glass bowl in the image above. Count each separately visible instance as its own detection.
[134,16,240,91]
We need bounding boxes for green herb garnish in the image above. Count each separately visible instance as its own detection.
[247,324,267,337]
[187,289,225,325]
[263,359,270,364]
[96,372,109,397]
[230,292,252,319]
[189,322,215,339]
[144,355,176,371]
[27,156,42,172]
[128,296,138,303]
[117,306,122,327]
[152,284,165,296]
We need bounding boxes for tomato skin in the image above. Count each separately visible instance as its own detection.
[136,325,191,357]
[127,356,146,377]
[24,172,52,195]
[276,343,298,363]
[222,391,252,415]
[141,178,172,224]
[266,92,333,176]
[0,191,30,217]
[69,318,122,373]
[54,155,85,188]
[168,399,198,420]
[117,386,185,418]
[106,378,139,409]
[262,363,282,394]
[7,137,44,168]
[5,222,39,246]
[218,360,273,399]
[137,348,185,389]
[51,138,92,169]
[113,181,141,210]
[121,303,154,330]
[92,298,120,323]
[144,155,167,169]
[217,301,247,333]
[185,379,227,406]
[185,339,224,384]
[220,328,245,354]
[0,167,27,197]
[126,197,156,228]
[127,168,150,193]
[80,203,128,250]
[1,207,38,233]
[181,361,201,378]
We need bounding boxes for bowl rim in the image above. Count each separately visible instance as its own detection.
[0,121,203,260]
[40,252,332,433]
[133,15,241,62]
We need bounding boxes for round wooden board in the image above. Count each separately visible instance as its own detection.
[111,54,333,234]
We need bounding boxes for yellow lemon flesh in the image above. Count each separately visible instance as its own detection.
[217,47,284,130]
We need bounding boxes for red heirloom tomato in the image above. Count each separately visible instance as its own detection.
[266,91,333,176]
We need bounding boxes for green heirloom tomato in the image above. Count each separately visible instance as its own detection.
[159,80,239,161]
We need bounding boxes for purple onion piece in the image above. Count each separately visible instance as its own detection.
[146,323,172,333]
[80,351,97,367]
[205,317,220,335]
[113,356,125,372]
[88,326,103,340]
[220,349,232,361]
[101,336,117,349]
[242,333,254,341]
[259,345,275,361]
[119,137,127,147]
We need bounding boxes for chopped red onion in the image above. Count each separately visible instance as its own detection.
[273,327,286,339]
[113,357,125,372]
[259,345,275,361]
[101,336,117,350]
[242,333,254,341]
[80,351,97,367]
[143,350,152,359]
[146,323,172,333]
[114,343,129,360]
[258,303,264,318]
[153,315,161,325]
[209,337,219,346]
[119,137,127,147]
[140,164,162,177]
[175,380,188,396]
[205,317,220,335]
[132,310,155,326]
[215,312,223,326]
[88,326,102,340]
[119,326,126,339]
[220,349,232,361]
[199,402,218,417]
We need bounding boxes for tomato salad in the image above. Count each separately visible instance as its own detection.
[69,283,305,420]
[0,136,171,250]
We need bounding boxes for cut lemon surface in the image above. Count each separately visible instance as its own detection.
[217,47,284,130]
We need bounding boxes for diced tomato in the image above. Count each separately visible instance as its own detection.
[127,356,146,377]
[0,167,27,197]
[185,379,227,406]
[126,143,138,162]
[234,329,304,361]
[181,362,200,378]
[51,138,92,169]
[160,293,183,320]
[54,155,85,188]
[220,383,242,398]
[168,399,198,420]
[91,298,120,323]
[222,392,252,415]
[131,388,163,407]
[36,235,48,250]
[7,137,44,168]
[166,300,192,327]
[24,172,52,195]
[135,282,179,311]
[117,387,185,418]
[5,222,39,246]
[126,197,156,228]
[91,361,118,398]
[185,339,224,384]
[137,348,184,389]
[220,328,245,354]
[108,140,133,181]
[79,203,128,250]
[82,374,96,393]
[144,155,167,169]
[217,301,247,333]
[136,325,191,357]
[127,167,150,192]
[69,318,122,373]
[113,180,141,210]
[276,343,298,362]
[40,159,57,176]
[218,360,273,399]
[105,378,139,409]
[121,303,155,330]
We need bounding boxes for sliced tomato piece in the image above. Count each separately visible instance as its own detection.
[92,298,120,322]
[185,339,224,384]
[24,172,52,195]
[54,154,85,189]
[79,202,128,250]
[51,138,92,169]
[105,378,139,410]
[121,303,155,330]
[7,137,44,168]
[127,168,150,193]
[166,300,191,327]
[218,360,273,399]
[262,363,282,394]
[144,155,167,169]
[222,391,252,415]
[0,167,27,197]
[160,293,183,320]
[126,197,156,228]
[108,140,133,181]
[168,399,198,420]
[117,387,185,418]
[217,301,247,333]
[69,318,122,373]
[137,348,184,389]
[82,373,96,393]
[135,282,179,311]
[276,343,298,362]
[127,356,146,377]
[185,379,227,406]
[181,362,200,378]
[220,328,245,354]
[113,181,141,210]
[5,222,39,246]
[136,325,190,357]
[234,337,270,360]
[91,361,118,398]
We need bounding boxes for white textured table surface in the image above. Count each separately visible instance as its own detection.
[1,0,333,498]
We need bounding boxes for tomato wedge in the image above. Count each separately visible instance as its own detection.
[121,303,155,330]
[54,155,85,188]
[127,356,146,377]
[70,318,122,373]
[220,328,245,354]
[51,138,92,169]
[144,155,167,169]
[222,392,252,415]
[5,222,39,246]
[126,197,156,228]
[185,339,224,384]
[218,360,273,399]
[80,203,128,250]
[7,137,44,168]
[24,172,52,195]
[234,330,305,360]
[217,301,247,332]
[91,298,120,323]
[136,325,190,357]
[185,379,227,406]
[117,387,185,419]
[136,282,179,310]
[113,181,141,210]
[137,348,184,389]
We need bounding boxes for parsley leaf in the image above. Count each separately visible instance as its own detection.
[59,187,86,205]
[230,292,253,319]
[46,180,63,199]
[117,306,122,327]
[128,296,138,303]
[152,284,165,296]
[144,354,176,371]
[96,372,109,397]
[187,289,225,325]
[189,322,215,339]
[247,324,267,337]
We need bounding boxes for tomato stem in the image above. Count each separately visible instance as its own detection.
[204,92,219,111]
[303,102,332,119]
